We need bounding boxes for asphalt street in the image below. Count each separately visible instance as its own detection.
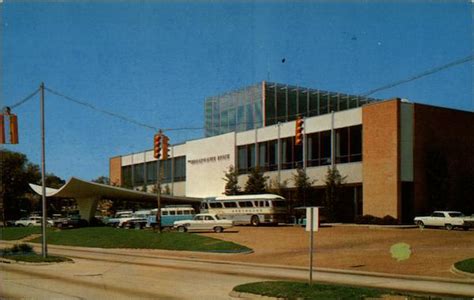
[1,244,473,299]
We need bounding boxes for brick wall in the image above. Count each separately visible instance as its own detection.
[362,99,400,220]
[109,156,122,186]
[413,104,474,214]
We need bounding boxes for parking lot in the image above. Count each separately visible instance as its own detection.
[186,225,474,279]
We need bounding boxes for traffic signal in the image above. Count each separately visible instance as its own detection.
[162,135,170,160]
[0,109,19,145]
[9,114,19,144]
[295,116,304,145]
[153,133,162,159]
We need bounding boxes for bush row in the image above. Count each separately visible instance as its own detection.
[355,214,399,225]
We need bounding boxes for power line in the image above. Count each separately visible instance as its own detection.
[361,54,474,97]
[45,87,158,132]
[5,88,40,109]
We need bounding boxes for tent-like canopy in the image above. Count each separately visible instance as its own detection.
[29,177,202,221]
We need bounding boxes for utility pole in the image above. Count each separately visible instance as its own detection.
[153,130,163,233]
[40,82,47,258]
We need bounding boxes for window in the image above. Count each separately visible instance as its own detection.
[276,87,287,122]
[272,200,286,207]
[169,211,176,216]
[122,166,132,187]
[162,211,169,216]
[205,216,214,221]
[288,89,297,121]
[349,125,362,162]
[320,130,331,165]
[177,210,183,215]
[298,90,308,117]
[210,202,223,208]
[146,161,157,184]
[265,85,276,126]
[239,201,254,208]
[224,202,237,208]
[173,156,186,182]
[336,127,349,163]
[309,92,319,117]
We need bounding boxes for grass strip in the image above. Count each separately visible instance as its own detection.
[233,281,449,300]
[1,243,71,263]
[2,253,72,263]
[29,227,251,252]
[0,227,43,240]
[454,258,474,273]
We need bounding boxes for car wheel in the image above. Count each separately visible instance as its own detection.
[416,221,425,229]
[445,224,453,231]
[17,224,25,227]
[214,226,223,233]
[463,226,470,231]
[251,215,260,227]
[177,226,187,233]
[27,223,34,227]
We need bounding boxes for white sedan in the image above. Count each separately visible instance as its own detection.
[173,213,233,233]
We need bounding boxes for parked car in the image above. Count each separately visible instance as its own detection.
[414,211,474,230]
[53,215,88,229]
[121,218,148,229]
[173,213,233,233]
[14,216,53,227]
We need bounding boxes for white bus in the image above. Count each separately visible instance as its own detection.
[200,194,288,226]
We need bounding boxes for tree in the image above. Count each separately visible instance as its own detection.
[266,178,288,196]
[244,167,268,194]
[0,150,65,222]
[292,168,315,207]
[92,176,110,185]
[323,166,347,222]
[222,165,241,195]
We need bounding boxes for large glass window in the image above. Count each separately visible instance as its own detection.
[276,87,287,123]
[336,127,349,163]
[349,125,362,162]
[298,90,308,117]
[288,89,297,121]
[238,145,247,173]
[134,163,144,185]
[321,130,331,165]
[265,85,276,126]
[122,166,132,187]
[174,156,186,182]
[146,161,157,184]
[309,92,319,117]
[319,93,329,115]
[281,137,293,170]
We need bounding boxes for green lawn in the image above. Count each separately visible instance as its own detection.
[29,227,251,253]
[0,226,43,240]
[454,258,474,274]
[233,281,449,300]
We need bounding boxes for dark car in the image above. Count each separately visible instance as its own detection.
[54,215,88,229]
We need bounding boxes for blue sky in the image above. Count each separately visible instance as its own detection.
[2,1,472,181]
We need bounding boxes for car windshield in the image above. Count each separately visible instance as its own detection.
[448,212,464,217]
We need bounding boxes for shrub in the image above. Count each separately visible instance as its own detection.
[18,243,33,253]
[355,214,399,225]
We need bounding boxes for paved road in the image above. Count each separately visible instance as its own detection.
[1,245,474,299]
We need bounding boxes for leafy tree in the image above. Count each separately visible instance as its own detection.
[92,176,110,185]
[266,178,288,196]
[323,166,347,222]
[244,167,268,194]
[292,168,315,207]
[223,165,241,195]
[0,150,65,222]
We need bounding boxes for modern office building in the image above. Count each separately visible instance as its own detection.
[110,81,474,223]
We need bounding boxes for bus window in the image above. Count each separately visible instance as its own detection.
[177,210,183,215]
[239,201,254,208]
[201,203,209,210]
[162,211,169,216]
[169,211,176,215]
[272,200,286,207]
[224,202,237,208]
[210,202,223,208]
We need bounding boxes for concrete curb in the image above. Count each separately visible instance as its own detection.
[0,257,74,266]
[451,264,474,279]
[229,290,282,300]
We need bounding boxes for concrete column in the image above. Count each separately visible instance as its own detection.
[76,196,100,222]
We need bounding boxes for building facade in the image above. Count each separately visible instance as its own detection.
[110,82,474,223]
